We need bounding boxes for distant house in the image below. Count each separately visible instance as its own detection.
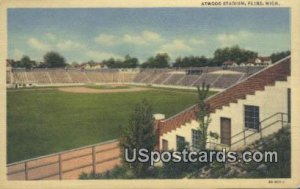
[223,61,238,67]
[247,57,272,66]
[239,62,247,67]
[80,62,107,70]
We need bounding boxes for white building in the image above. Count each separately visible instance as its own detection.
[222,61,238,67]
[157,56,290,151]
[247,57,272,66]
[80,62,107,70]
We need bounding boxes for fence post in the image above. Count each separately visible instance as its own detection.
[58,154,62,180]
[92,146,96,175]
[281,113,284,129]
[243,130,246,145]
[259,123,263,139]
[24,161,28,180]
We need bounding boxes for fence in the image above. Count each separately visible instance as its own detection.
[207,112,289,151]
[230,112,289,150]
[7,139,121,180]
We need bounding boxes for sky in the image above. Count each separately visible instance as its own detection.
[8,8,290,63]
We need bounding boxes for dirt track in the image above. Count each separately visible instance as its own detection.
[58,86,149,94]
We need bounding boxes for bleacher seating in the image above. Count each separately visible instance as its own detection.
[212,74,243,89]
[178,75,201,86]
[9,66,265,90]
[152,73,171,84]
[68,70,89,83]
[13,70,28,83]
[25,71,37,83]
[48,69,72,83]
[163,74,185,85]
[192,73,220,87]
[123,73,137,82]
[6,71,11,84]
[32,70,51,83]
[85,71,103,83]
[133,69,153,83]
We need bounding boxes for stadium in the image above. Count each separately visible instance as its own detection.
[5,6,292,181]
[7,65,264,89]
[6,56,291,180]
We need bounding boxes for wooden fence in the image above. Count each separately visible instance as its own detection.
[7,139,121,180]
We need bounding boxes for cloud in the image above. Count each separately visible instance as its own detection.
[94,30,163,46]
[27,37,50,51]
[57,40,84,51]
[215,31,290,55]
[217,30,252,47]
[189,38,206,45]
[140,30,162,42]
[122,34,147,45]
[123,30,162,45]
[45,33,56,41]
[95,34,117,46]
[158,40,193,55]
[12,49,25,60]
[86,50,123,61]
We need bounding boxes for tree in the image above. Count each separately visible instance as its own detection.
[173,56,209,67]
[270,50,290,63]
[123,54,139,68]
[213,45,257,66]
[20,56,34,69]
[119,99,156,178]
[43,51,67,68]
[87,60,96,66]
[12,56,36,69]
[141,53,170,68]
[196,82,211,150]
[102,58,116,68]
[101,55,139,68]
[102,58,122,68]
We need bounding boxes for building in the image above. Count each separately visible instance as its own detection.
[247,56,272,66]
[80,62,107,70]
[239,62,247,67]
[222,61,238,67]
[157,56,290,151]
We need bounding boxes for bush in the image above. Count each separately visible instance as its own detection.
[79,166,130,179]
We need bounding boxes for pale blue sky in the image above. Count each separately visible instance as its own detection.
[8,8,290,63]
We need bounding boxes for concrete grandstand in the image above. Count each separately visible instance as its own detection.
[7,66,265,90]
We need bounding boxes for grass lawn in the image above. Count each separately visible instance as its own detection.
[7,87,216,163]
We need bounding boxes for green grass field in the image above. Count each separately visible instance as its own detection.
[7,86,215,163]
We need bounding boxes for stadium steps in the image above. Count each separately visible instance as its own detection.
[158,56,291,136]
